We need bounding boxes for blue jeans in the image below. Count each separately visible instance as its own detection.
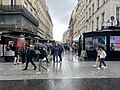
[99,58,106,67]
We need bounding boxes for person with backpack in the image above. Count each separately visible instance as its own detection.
[36,47,49,74]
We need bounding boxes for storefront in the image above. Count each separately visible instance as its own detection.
[83,27,120,60]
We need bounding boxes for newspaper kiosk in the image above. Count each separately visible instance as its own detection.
[83,26,120,61]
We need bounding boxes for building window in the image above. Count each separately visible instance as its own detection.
[116,7,120,26]
[89,0,91,4]
[24,1,28,8]
[30,8,33,12]
[10,0,16,6]
[97,0,100,9]
[86,0,88,6]
[86,12,88,19]
[102,12,105,23]
[92,4,94,14]
[96,17,99,31]
[92,21,94,31]
[89,8,91,17]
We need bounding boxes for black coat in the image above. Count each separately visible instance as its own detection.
[39,48,46,59]
[26,48,35,60]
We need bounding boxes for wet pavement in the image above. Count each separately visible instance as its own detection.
[0,52,120,90]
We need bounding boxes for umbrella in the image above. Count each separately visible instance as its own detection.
[45,43,52,47]
[35,43,47,49]
[96,43,106,50]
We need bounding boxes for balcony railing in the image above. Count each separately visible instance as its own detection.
[0,5,39,26]
[0,24,38,33]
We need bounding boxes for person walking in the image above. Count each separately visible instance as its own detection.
[23,45,37,70]
[93,48,101,67]
[34,46,39,61]
[97,47,107,70]
[58,45,63,63]
[36,47,49,74]
[52,45,59,63]
[43,48,50,65]
[21,47,26,64]
[14,47,21,65]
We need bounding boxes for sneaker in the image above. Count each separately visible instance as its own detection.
[33,67,37,70]
[97,67,100,70]
[22,68,27,71]
[104,66,107,69]
[93,65,97,67]
[101,65,105,68]
[36,71,41,75]
[59,61,62,63]
[47,69,50,73]
[14,63,17,65]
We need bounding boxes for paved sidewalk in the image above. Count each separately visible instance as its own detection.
[0,52,120,80]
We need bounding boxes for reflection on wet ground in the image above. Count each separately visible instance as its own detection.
[0,52,120,90]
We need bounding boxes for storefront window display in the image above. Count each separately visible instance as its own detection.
[85,36,107,51]
[110,36,120,51]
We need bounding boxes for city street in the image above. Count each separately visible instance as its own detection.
[0,52,120,90]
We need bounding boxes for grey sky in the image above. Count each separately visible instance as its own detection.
[46,0,77,41]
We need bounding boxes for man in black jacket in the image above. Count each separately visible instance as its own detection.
[23,45,37,70]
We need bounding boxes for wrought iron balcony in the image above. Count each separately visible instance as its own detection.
[0,24,38,33]
[0,5,39,26]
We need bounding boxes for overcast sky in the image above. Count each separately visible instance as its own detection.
[45,0,77,41]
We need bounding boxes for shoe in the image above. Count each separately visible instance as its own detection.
[101,65,105,68]
[59,61,62,63]
[17,62,20,65]
[93,65,97,67]
[14,63,17,65]
[33,67,37,70]
[36,71,41,75]
[97,67,100,70]
[104,66,107,69]
[47,69,50,73]
[23,68,27,71]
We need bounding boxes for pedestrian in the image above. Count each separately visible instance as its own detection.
[36,47,49,74]
[23,45,37,70]
[34,46,39,61]
[93,47,101,67]
[14,47,21,65]
[43,48,50,65]
[58,45,63,63]
[97,47,107,70]
[21,47,26,64]
[52,45,59,63]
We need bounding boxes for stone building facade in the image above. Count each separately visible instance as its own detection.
[66,0,120,43]
[0,0,53,40]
